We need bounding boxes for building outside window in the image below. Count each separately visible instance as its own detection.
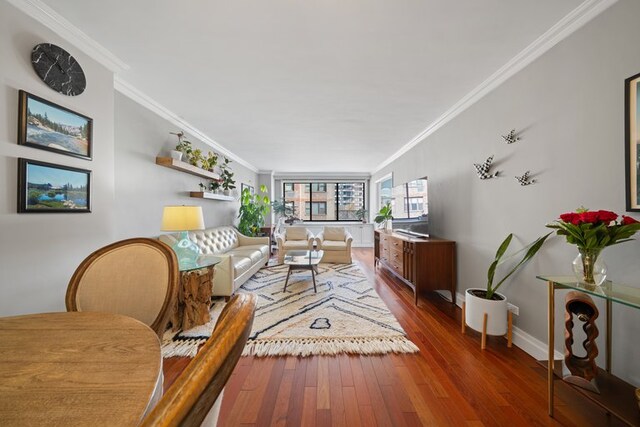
[283,182,364,221]
[378,176,393,211]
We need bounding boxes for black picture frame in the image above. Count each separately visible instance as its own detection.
[625,72,640,212]
[241,183,254,195]
[18,158,91,213]
[18,90,93,160]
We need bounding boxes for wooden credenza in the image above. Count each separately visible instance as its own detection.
[374,230,456,305]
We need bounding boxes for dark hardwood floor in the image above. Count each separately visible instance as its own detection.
[163,248,625,426]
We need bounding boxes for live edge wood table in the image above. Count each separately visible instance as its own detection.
[173,255,221,331]
[374,230,456,305]
[0,312,163,426]
[538,276,640,426]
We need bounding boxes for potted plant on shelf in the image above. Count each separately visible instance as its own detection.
[219,156,236,195]
[200,151,218,173]
[238,185,270,237]
[170,131,192,161]
[464,233,550,342]
[355,208,368,223]
[374,203,393,230]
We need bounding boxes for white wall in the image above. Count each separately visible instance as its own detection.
[372,0,640,385]
[0,1,116,315]
[113,92,257,237]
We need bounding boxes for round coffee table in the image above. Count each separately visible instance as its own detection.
[283,250,324,292]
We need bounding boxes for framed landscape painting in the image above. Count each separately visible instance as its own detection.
[18,158,91,213]
[18,90,92,160]
[625,72,640,211]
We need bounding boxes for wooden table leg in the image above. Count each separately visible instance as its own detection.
[283,266,292,292]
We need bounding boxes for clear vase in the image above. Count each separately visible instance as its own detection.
[572,248,607,286]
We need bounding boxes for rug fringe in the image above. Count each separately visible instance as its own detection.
[162,339,204,358]
[242,336,419,357]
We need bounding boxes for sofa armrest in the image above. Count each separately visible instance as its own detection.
[237,232,269,247]
[344,231,353,249]
[212,254,234,296]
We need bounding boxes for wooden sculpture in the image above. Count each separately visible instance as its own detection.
[564,291,600,393]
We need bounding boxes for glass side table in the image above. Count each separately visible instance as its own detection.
[172,256,221,331]
[537,276,640,425]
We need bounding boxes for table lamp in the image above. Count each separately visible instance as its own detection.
[161,205,205,267]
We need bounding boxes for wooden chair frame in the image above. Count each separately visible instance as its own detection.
[65,237,179,338]
[140,293,257,426]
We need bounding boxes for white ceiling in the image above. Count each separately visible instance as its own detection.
[40,0,584,173]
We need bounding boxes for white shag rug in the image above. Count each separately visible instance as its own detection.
[161,263,419,358]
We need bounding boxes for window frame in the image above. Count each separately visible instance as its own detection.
[282,181,365,222]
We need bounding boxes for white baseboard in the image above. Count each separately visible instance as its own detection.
[456,291,563,361]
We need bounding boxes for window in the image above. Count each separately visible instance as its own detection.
[378,176,393,210]
[406,196,424,213]
[283,181,364,221]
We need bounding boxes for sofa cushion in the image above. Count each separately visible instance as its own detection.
[231,256,253,278]
[238,244,269,259]
[227,248,264,265]
[323,226,345,241]
[190,227,239,255]
[321,240,347,251]
[286,227,308,240]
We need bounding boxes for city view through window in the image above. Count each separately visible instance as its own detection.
[283,182,365,221]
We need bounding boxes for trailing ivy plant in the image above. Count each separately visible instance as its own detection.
[237,185,271,237]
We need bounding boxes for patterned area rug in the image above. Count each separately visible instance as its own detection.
[161,263,419,358]
[240,263,419,357]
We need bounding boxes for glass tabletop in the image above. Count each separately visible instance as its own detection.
[179,255,222,272]
[537,276,640,310]
[284,250,323,266]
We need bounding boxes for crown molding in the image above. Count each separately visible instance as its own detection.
[372,0,618,174]
[115,76,259,173]
[5,0,129,73]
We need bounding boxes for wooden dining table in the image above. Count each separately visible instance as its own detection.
[0,311,163,426]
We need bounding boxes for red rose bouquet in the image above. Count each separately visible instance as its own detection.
[546,208,640,284]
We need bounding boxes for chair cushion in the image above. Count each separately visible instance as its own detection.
[286,227,308,240]
[323,226,345,241]
[227,248,264,265]
[231,256,253,277]
[283,240,310,250]
[321,240,347,251]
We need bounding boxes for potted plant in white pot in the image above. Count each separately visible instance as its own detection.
[464,232,550,347]
[374,203,393,230]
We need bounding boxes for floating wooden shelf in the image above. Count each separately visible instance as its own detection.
[156,157,221,180]
[189,192,235,201]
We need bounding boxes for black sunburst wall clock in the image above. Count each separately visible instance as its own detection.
[31,43,86,96]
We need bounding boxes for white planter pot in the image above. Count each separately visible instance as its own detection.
[170,150,183,161]
[385,219,393,231]
[465,288,508,336]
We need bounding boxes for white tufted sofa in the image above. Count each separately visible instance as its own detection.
[160,226,269,297]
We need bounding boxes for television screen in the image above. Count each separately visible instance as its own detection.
[389,177,429,235]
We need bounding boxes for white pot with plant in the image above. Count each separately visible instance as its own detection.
[170,131,192,162]
[464,233,550,342]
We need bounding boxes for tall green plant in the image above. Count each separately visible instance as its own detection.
[485,233,551,300]
[238,185,270,236]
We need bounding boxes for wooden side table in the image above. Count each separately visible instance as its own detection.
[173,256,221,331]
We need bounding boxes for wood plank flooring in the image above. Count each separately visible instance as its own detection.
[163,248,626,426]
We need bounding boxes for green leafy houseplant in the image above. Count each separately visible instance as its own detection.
[355,208,368,222]
[271,199,295,219]
[374,203,392,228]
[219,157,236,192]
[483,233,551,300]
[238,185,270,236]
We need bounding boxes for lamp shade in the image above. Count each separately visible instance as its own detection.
[161,206,205,231]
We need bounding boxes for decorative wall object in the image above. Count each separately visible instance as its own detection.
[515,171,535,186]
[625,72,640,211]
[18,90,92,160]
[473,155,499,180]
[31,43,86,96]
[501,129,520,144]
[18,158,91,213]
[564,291,599,393]
[241,183,254,195]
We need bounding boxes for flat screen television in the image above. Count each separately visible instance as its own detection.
[382,177,429,236]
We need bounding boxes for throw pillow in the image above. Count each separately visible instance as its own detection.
[324,226,345,241]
